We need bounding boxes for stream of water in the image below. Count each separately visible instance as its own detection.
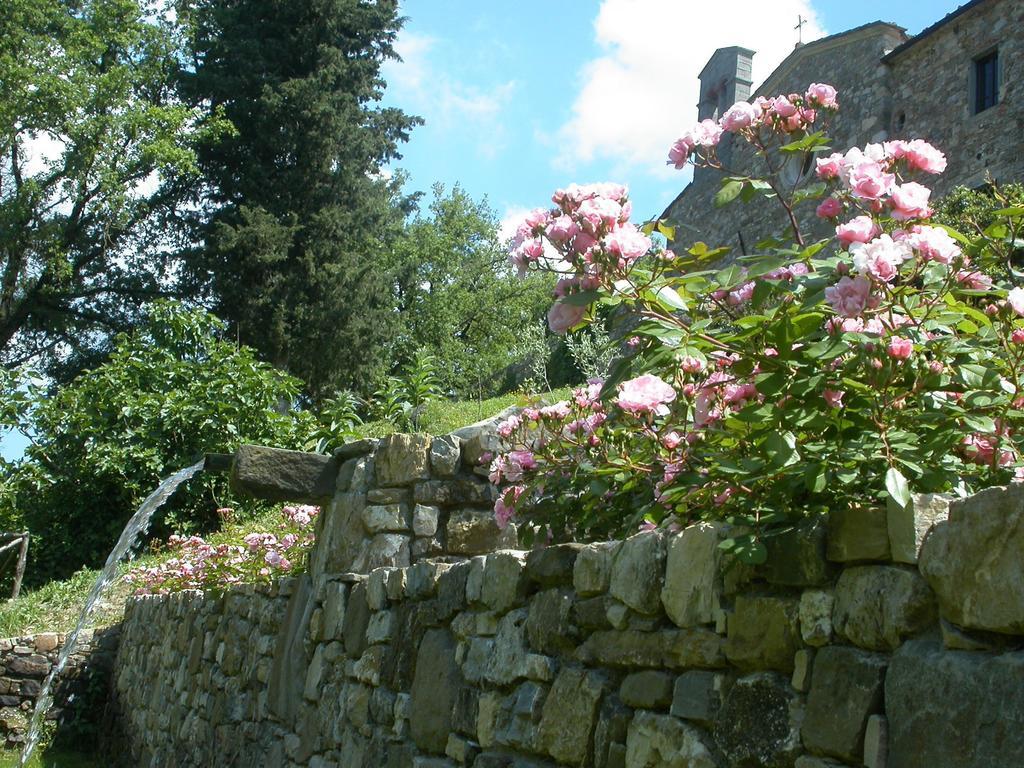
[18,460,206,766]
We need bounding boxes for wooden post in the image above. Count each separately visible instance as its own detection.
[11,533,28,600]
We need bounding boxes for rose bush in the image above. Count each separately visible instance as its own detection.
[496,84,1024,562]
[127,504,318,594]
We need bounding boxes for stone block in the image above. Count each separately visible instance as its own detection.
[412,504,440,537]
[713,672,801,768]
[919,484,1024,633]
[230,444,337,503]
[362,503,409,533]
[525,544,583,587]
[573,542,617,597]
[670,670,726,725]
[538,667,606,765]
[33,634,58,653]
[446,509,517,556]
[885,636,1024,768]
[863,714,887,768]
[725,595,801,672]
[367,487,410,505]
[609,531,665,615]
[576,629,725,670]
[792,648,814,693]
[801,645,887,763]
[625,711,717,768]
[430,435,462,478]
[761,518,836,586]
[445,733,479,764]
[619,671,674,710]
[484,609,530,686]
[365,534,411,571]
[480,551,528,614]
[376,433,432,487]
[828,506,891,562]
[886,492,948,564]
[527,589,578,655]
[410,629,463,754]
[335,438,377,460]
[415,479,494,506]
[661,522,723,628]
[405,561,450,600]
[832,565,935,651]
[799,589,835,647]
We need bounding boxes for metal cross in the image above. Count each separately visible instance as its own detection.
[794,14,807,44]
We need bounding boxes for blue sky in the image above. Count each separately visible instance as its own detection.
[382,0,967,237]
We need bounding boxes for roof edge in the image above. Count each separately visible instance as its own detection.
[882,0,993,62]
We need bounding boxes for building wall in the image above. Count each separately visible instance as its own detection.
[110,428,1024,768]
[886,0,1024,196]
[662,0,1023,255]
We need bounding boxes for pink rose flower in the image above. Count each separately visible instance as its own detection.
[680,356,704,374]
[805,83,838,108]
[771,95,798,118]
[851,234,913,282]
[816,198,843,218]
[616,374,677,416]
[720,101,758,131]
[956,270,992,290]
[1008,287,1024,316]
[890,182,932,220]
[603,223,651,266]
[887,337,913,360]
[901,139,947,174]
[823,389,845,408]
[836,215,881,247]
[846,160,895,200]
[691,119,723,147]
[494,486,524,530]
[668,137,691,169]
[545,214,579,244]
[1012,329,1024,344]
[547,300,587,334]
[825,275,873,318]
[816,152,845,180]
[662,431,683,449]
[905,225,961,264]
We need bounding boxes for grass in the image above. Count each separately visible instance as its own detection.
[0,747,102,767]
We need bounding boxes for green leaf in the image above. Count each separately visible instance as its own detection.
[559,290,601,307]
[765,431,800,469]
[715,180,745,207]
[885,466,911,509]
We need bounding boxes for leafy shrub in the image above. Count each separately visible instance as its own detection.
[494,84,1024,562]
[0,301,316,583]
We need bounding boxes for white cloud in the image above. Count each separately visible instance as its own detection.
[555,0,826,178]
[384,31,516,158]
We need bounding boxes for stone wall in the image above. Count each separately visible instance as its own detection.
[0,626,120,749]
[111,429,1024,768]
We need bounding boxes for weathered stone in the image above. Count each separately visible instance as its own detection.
[484,609,530,686]
[375,433,432,487]
[415,479,494,506]
[365,534,411,571]
[791,648,814,693]
[863,714,887,768]
[886,493,949,564]
[827,506,891,562]
[525,544,583,587]
[573,542,617,597]
[761,519,836,586]
[334,438,377,461]
[6,655,49,677]
[919,484,1024,634]
[609,531,665,615]
[799,589,834,647]
[793,759,846,768]
[802,645,887,763]
[367,487,410,505]
[725,595,801,672]
[670,670,726,725]
[573,596,615,631]
[480,551,528,614]
[576,629,725,670]
[365,611,394,645]
[832,566,935,651]
[343,582,371,660]
[527,589,578,655]
[405,561,450,600]
[458,424,502,469]
[313,492,370,574]
[33,634,58,653]
[496,681,548,752]
[661,523,722,628]
[412,504,440,537]
[713,672,801,768]
[362,503,409,533]
[619,671,674,710]
[430,435,462,478]
[230,444,337,503]
[410,629,463,754]
[446,510,517,555]
[445,733,480,764]
[476,690,503,749]
[538,667,606,765]
[886,637,1024,768]
[594,695,632,768]
[625,711,718,768]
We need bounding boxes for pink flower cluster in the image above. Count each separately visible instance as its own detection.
[668,83,839,169]
[127,504,319,595]
[509,183,654,333]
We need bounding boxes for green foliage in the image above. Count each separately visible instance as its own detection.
[0,0,225,377]
[564,324,617,382]
[391,185,554,397]
[306,391,364,454]
[0,301,315,583]
[933,182,1024,236]
[368,351,444,431]
[511,321,553,394]
[178,0,421,399]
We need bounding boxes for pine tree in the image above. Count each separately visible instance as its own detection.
[179,0,420,398]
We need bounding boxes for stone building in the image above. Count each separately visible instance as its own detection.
[662,0,1024,253]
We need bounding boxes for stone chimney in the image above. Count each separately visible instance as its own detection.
[696,46,755,182]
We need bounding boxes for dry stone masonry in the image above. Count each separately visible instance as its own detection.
[110,428,1024,767]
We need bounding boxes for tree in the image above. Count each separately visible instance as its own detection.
[392,185,554,397]
[0,0,220,377]
[178,0,420,399]
[0,301,316,583]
